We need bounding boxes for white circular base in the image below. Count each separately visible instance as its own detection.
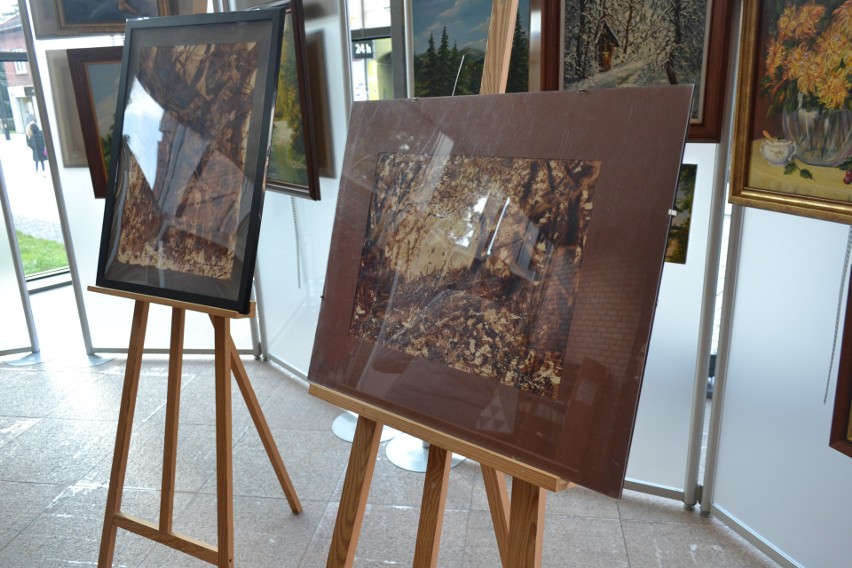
[385,433,466,472]
[331,411,400,443]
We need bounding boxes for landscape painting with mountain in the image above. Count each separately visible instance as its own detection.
[413,0,530,97]
[563,0,710,119]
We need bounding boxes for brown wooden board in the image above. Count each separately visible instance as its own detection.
[308,88,692,498]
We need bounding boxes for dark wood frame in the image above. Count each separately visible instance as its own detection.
[831,274,852,458]
[96,9,285,314]
[548,0,734,142]
[54,0,169,34]
[67,46,123,199]
[256,0,321,200]
[730,0,852,224]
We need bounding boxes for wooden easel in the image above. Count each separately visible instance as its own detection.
[310,385,571,568]
[90,286,302,568]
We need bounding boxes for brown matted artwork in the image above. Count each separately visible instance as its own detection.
[309,87,693,497]
[730,1,852,223]
[67,46,123,199]
[558,0,734,142]
[831,273,852,458]
[96,9,285,314]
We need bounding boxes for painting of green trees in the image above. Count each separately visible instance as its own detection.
[665,163,697,264]
[268,13,309,188]
[413,0,530,97]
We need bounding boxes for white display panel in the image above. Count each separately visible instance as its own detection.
[713,208,852,567]
[625,143,717,491]
[255,1,349,376]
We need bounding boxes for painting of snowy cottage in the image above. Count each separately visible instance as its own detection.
[563,0,732,140]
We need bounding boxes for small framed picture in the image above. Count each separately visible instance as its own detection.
[259,0,321,200]
[67,46,123,199]
[55,0,169,34]
[96,9,285,314]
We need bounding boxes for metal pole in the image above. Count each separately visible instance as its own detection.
[0,162,39,353]
[17,0,96,356]
[682,0,743,508]
[700,204,744,515]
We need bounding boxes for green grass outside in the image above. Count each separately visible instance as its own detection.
[15,230,68,277]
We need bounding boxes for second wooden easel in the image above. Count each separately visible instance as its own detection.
[91,286,302,568]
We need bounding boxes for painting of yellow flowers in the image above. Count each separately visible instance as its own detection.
[731,0,852,223]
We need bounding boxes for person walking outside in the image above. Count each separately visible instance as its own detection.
[26,121,47,175]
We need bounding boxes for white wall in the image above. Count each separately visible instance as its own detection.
[626,143,717,491]
[713,207,852,567]
[253,0,350,375]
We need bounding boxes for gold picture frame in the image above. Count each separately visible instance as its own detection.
[730,1,852,223]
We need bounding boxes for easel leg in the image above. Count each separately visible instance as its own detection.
[229,340,302,514]
[412,445,452,568]
[507,477,546,568]
[327,416,383,568]
[212,315,234,568]
[481,465,511,567]
[160,308,185,532]
[99,300,150,568]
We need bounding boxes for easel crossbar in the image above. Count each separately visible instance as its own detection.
[113,513,218,565]
[308,385,570,493]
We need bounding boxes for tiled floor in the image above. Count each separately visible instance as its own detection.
[0,352,779,567]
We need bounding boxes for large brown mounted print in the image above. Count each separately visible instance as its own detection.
[309,87,693,498]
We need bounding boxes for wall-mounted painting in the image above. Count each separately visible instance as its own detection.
[730,0,852,223]
[412,0,531,96]
[665,163,698,264]
[309,86,693,497]
[45,50,87,168]
[561,0,734,142]
[831,272,852,459]
[67,46,123,199]
[96,10,285,314]
[30,0,168,37]
[258,0,320,200]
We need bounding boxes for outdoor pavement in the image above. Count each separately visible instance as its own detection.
[0,131,63,242]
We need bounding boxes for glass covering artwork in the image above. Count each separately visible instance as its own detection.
[96,11,284,314]
[309,88,693,497]
[351,153,599,398]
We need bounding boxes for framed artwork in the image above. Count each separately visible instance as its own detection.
[45,50,87,168]
[257,0,321,200]
[67,46,123,199]
[665,163,698,264]
[831,273,852,458]
[309,87,693,497]
[411,0,531,96]
[560,0,734,142]
[30,0,168,37]
[96,9,285,314]
[730,1,852,223]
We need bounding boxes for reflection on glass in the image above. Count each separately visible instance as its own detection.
[111,43,258,281]
[350,153,600,398]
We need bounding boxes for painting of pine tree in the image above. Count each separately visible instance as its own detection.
[413,0,530,97]
[563,0,709,119]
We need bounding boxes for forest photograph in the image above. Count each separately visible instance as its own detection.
[563,0,710,118]
[412,0,530,97]
[349,152,600,398]
[268,14,309,189]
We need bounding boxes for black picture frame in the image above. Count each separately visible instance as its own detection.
[96,9,285,314]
